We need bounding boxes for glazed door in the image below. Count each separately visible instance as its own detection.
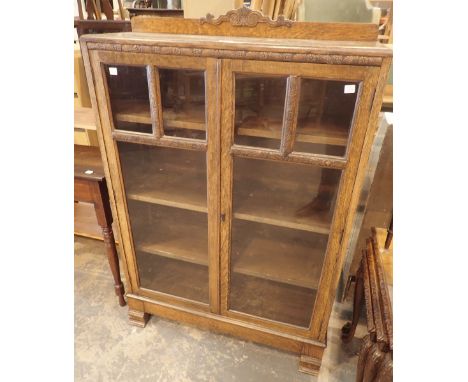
[220,59,379,339]
[90,51,220,313]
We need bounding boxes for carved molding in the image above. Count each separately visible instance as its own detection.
[200,7,293,28]
[87,42,383,66]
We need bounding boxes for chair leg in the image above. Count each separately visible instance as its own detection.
[341,263,364,342]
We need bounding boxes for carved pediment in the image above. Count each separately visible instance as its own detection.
[200,6,293,28]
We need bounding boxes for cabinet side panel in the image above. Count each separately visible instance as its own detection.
[311,60,391,342]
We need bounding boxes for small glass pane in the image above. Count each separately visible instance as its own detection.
[159,69,206,140]
[295,79,360,157]
[118,141,208,304]
[105,65,152,134]
[234,75,287,149]
[229,157,342,327]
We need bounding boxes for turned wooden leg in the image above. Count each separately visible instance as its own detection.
[342,262,364,342]
[93,179,126,307]
[101,225,126,306]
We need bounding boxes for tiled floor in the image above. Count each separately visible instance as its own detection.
[75,236,366,381]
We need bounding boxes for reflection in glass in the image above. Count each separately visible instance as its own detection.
[159,69,206,140]
[234,75,287,149]
[104,65,152,134]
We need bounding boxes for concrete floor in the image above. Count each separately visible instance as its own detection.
[75,236,366,382]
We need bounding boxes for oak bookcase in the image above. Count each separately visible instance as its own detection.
[81,8,392,374]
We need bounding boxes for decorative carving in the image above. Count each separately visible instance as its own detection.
[86,42,383,66]
[200,7,293,28]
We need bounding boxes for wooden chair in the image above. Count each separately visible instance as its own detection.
[75,0,131,37]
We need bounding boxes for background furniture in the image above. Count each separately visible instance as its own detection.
[75,0,131,38]
[342,227,393,381]
[342,114,392,299]
[127,8,184,18]
[80,8,391,374]
[75,145,126,306]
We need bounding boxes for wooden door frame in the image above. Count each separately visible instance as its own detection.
[85,48,221,314]
[219,58,382,339]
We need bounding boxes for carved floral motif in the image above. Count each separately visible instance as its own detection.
[200,6,293,28]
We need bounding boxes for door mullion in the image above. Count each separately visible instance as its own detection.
[280,76,301,157]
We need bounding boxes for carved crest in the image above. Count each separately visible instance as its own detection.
[200,6,293,28]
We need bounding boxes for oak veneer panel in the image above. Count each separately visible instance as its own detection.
[131,15,379,42]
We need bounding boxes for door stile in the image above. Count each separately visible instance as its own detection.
[309,67,382,341]
[220,59,234,315]
[206,58,222,313]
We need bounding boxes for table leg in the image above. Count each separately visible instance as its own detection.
[102,225,126,306]
[93,180,126,307]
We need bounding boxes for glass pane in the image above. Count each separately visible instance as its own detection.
[229,157,342,327]
[234,75,287,149]
[117,141,208,304]
[105,65,152,134]
[159,69,206,140]
[295,79,360,157]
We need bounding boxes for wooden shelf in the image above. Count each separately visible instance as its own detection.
[230,273,316,328]
[132,204,208,267]
[232,222,326,289]
[233,187,331,234]
[112,100,346,146]
[233,157,334,234]
[120,141,332,233]
[237,119,348,147]
[113,100,206,131]
[133,206,325,290]
[137,251,209,304]
[119,144,207,213]
[114,99,152,124]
